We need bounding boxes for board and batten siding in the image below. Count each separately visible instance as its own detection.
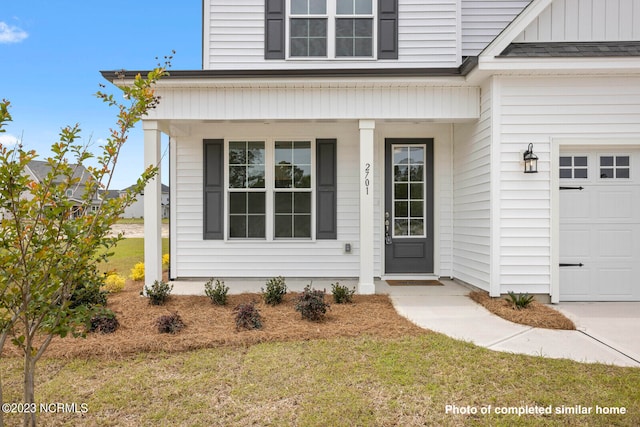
[145,84,480,122]
[204,0,461,69]
[515,0,640,42]
[452,79,493,291]
[496,75,640,294]
[461,0,531,56]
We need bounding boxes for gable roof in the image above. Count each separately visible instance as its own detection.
[27,160,91,184]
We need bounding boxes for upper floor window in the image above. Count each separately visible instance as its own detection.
[289,0,374,58]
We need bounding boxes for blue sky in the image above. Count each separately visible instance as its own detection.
[0,1,202,188]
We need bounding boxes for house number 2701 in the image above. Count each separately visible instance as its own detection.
[364,163,371,195]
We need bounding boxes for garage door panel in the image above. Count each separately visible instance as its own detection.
[560,149,640,301]
[597,191,634,220]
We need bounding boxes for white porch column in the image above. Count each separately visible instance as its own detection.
[359,120,376,294]
[143,121,162,289]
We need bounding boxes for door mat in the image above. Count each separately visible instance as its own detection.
[386,280,443,286]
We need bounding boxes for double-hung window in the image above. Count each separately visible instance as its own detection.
[227,140,313,240]
[289,0,374,58]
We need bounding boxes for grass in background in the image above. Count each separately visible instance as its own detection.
[100,238,169,274]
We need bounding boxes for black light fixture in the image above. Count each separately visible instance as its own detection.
[523,143,538,173]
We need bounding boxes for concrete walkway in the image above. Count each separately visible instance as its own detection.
[383,280,640,368]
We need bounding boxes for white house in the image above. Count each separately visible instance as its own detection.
[120,183,170,219]
[103,0,640,302]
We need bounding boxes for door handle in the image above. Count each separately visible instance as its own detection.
[385,212,392,245]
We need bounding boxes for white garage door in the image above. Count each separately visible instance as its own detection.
[559,149,640,301]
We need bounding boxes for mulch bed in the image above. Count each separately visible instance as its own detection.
[3,281,430,360]
[469,291,576,330]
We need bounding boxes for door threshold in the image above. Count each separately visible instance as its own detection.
[382,274,438,281]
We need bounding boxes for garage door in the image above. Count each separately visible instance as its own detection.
[559,149,640,301]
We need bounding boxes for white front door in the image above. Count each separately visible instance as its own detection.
[559,149,640,301]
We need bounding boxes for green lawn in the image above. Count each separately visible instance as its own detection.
[100,238,169,275]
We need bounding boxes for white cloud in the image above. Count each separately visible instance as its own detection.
[0,22,28,44]
[0,134,20,146]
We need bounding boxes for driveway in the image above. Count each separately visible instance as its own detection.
[556,302,640,365]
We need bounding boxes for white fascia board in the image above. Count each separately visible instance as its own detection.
[480,0,553,59]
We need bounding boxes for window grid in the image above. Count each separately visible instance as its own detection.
[228,141,266,239]
[274,141,312,239]
[288,0,375,59]
[559,156,588,179]
[392,145,426,238]
[599,155,630,179]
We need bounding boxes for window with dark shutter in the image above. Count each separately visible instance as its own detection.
[316,139,337,239]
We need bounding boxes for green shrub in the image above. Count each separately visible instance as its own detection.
[506,291,535,310]
[262,276,287,306]
[145,280,173,306]
[156,312,185,334]
[89,310,120,334]
[204,278,229,306]
[295,284,330,322]
[70,268,108,309]
[331,282,356,304]
[234,302,262,331]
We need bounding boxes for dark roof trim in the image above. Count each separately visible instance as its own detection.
[100,57,478,83]
[500,41,640,58]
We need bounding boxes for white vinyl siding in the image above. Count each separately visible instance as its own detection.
[496,75,640,295]
[452,79,493,290]
[516,0,640,42]
[204,0,461,69]
[461,0,531,56]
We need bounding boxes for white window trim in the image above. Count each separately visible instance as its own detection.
[598,153,632,181]
[286,0,377,60]
[224,138,316,241]
[559,154,589,180]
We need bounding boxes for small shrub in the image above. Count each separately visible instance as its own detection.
[162,254,170,268]
[89,310,120,334]
[102,273,126,293]
[295,284,330,322]
[204,278,229,305]
[145,280,173,306]
[233,302,262,331]
[70,268,108,309]
[506,291,535,310]
[262,276,287,306]
[331,282,356,304]
[129,262,145,281]
[156,312,185,334]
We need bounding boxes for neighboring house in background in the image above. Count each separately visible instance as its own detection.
[24,160,99,217]
[103,0,640,302]
[120,184,170,219]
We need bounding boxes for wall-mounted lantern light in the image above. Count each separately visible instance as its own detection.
[523,143,538,173]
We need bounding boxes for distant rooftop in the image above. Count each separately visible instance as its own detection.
[500,41,640,58]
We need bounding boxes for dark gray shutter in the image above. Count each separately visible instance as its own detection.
[265,0,285,59]
[203,139,224,240]
[378,0,398,59]
[316,139,337,239]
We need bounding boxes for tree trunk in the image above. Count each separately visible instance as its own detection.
[23,349,36,427]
